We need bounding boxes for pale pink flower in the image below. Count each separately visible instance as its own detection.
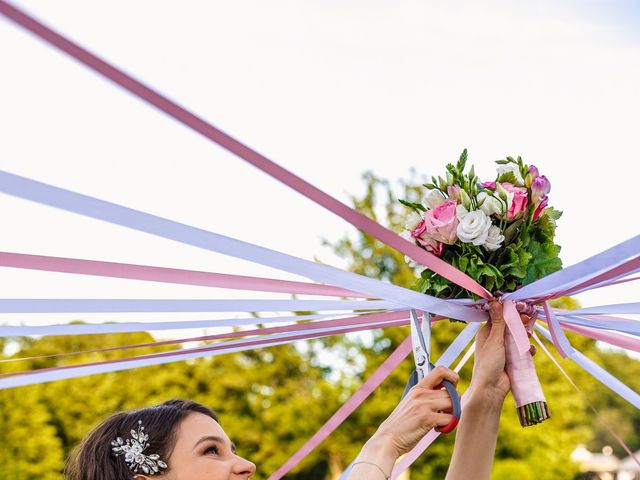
[423,198,459,244]
[531,175,551,203]
[416,235,444,256]
[501,182,529,220]
[447,184,462,201]
[411,219,427,238]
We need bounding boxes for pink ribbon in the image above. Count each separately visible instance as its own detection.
[0,251,367,298]
[267,337,413,480]
[557,322,640,353]
[502,299,531,356]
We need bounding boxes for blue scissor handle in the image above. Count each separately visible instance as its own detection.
[401,367,461,433]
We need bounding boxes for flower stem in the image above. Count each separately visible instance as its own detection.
[516,401,551,427]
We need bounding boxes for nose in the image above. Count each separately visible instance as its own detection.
[233,455,256,477]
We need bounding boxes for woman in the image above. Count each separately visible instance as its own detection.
[66,302,519,479]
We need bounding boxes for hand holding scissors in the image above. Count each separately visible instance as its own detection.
[402,310,461,433]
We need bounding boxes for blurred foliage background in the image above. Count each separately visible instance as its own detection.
[1,172,638,479]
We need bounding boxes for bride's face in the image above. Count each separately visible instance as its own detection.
[152,412,256,480]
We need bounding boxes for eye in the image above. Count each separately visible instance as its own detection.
[204,445,220,455]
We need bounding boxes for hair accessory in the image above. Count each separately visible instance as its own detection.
[111,420,168,475]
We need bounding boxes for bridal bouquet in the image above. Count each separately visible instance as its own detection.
[400,150,562,426]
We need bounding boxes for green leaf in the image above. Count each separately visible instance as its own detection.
[398,199,426,212]
[523,239,562,284]
[495,159,510,165]
[531,207,562,243]
[458,256,469,272]
[498,243,532,279]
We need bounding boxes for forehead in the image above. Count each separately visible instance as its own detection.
[176,412,229,444]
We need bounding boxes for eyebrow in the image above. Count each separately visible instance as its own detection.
[193,435,237,454]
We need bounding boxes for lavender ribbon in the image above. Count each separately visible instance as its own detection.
[0,298,397,313]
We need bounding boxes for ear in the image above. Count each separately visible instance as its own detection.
[133,475,152,480]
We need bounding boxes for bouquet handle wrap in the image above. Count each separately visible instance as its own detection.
[505,327,551,426]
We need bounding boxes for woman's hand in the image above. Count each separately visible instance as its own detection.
[363,366,459,460]
[470,301,533,406]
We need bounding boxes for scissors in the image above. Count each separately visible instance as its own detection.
[401,309,461,433]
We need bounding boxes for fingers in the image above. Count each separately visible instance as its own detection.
[420,365,459,389]
[486,301,506,346]
[411,387,454,412]
[475,320,490,349]
[521,313,538,339]
[432,412,455,428]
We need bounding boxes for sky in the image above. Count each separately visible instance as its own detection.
[0,0,639,337]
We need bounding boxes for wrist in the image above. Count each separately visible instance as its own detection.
[466,386,506,414]
[358,434,399,472]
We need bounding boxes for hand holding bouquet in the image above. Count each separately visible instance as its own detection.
[400,150,562,426]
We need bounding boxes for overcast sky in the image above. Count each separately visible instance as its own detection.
[1,0,639,332]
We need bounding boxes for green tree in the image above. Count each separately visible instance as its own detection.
[0,386,65,480]
[0,328,345,480]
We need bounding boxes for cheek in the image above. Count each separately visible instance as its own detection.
[166,456,233,480]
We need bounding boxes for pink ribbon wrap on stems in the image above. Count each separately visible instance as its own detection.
[505,329,546,409]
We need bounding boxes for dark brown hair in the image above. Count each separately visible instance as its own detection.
[65,399,218,480]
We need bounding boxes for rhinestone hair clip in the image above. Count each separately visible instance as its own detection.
[111,420,168,475]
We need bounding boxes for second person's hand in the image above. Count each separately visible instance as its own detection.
[360,366,460,458]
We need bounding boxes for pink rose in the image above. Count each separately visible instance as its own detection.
[533,195,548,221]
[423,198,459,244]
[501,182,529,220]
[411,220,427,238]
[416,235,444,256]
[481,181,496,189]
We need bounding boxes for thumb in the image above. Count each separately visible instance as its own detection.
[487,301,506,346]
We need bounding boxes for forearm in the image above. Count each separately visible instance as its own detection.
[445,391,504,480]
[346,436,398,480]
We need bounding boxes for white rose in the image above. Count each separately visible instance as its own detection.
[456,204,469,220]
[477,191,503,216]
[456,209,492,245]
[404,211,423,231]
[422,189,446,209]
[483,225,505,251]
[496,163,524,185]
